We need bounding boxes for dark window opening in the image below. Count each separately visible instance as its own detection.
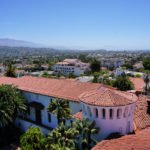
[102,109,106,119]
[48,113,51,123]
[110,109,113,119]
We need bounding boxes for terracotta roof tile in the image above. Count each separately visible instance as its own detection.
[0,76,101,102]
[92,127,150,150]
[73,111,82,120]
[134,95,150,130]
[129,77,145,92]
[79,86,137,106]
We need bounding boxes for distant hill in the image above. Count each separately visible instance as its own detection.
[0,38,43,48]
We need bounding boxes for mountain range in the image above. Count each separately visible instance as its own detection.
[0,38,44,48]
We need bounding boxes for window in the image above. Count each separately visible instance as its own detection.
[102,109,106,119]
[27,107,31,115]
[117,109,122,119]
[95,108,98,118]
[124,107,128,118]
[48,113,51,122]
[93,108,98,118]
[109,109,113,119]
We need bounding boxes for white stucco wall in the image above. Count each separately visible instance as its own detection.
[81,102,136,140]
[23,92,58,129]
[15,118,51,135]
[69,101,81,114]
[22,91,81,130]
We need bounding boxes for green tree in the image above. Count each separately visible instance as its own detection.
[113,75,134,91]
[0,84,27,147]
[90,59,101,73]
[92,72,100,83]
[144,74,150,95]
[47,99,72,124]
[0,84,27,128]
[46,123,78,150]
[78,54,87,63]
[20,127,45,150]
[5,63,16,77]
[68,73,75,78]
[74,118,99,150]
[143,58,150,70]
[122,63,133,70]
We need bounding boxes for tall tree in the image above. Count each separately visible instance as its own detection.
[90,59,101,73]
[5,63,16,77]
[113,75,134,91]
[47,99,72,124]
[46,123,78,150]
[143,58,150,70]
[74,118,99,150]
[20,127,45,150]
[0,84,27,147]
[144,74,150,95]
[0,84,27,128]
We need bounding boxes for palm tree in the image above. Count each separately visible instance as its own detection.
[74,118,99,150]
[47,99,72,124]
[0,84,27,128]
[20,127,45,150]
[46,123,78,150]
[144,74,150,95]
[5,63,16,77]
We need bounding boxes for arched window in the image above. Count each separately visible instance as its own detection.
[93,108,98,118]
[124,107,128,118]
[109,109,113,119]
[102,109,106,119]
[117,108,122,119]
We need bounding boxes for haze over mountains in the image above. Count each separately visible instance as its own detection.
[0,38,80,50]
[0,38,44,48]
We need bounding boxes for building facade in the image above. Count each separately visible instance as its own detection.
[0,76,137,140]
[52,59,90,76]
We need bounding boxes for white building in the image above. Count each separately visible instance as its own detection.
[101,58,125,69]
[0,76,137,140]
[52,59,90,76]
[80,87,137,140]
[115,68,144,77]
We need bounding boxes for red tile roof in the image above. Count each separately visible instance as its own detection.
[134,95,150,130]
[92,126,150,150]
[0,76,101,102]
[79,86,137,106]
[73,111,82,120]
[129,77,145,92]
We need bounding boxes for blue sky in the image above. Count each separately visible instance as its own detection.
[0,0,150,50]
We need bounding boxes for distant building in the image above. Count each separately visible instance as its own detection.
[52,59,90,76]
[76,76,94,82]
[101,58,125,69]
[133,62,144,71]
[114,68,144,77]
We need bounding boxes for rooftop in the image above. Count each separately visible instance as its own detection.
[0,76,101,102]
[73,111,82,120]
[129,77,145,92]
[92,126,150,150]
[79,86,137,107]
[134,95,150,130]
